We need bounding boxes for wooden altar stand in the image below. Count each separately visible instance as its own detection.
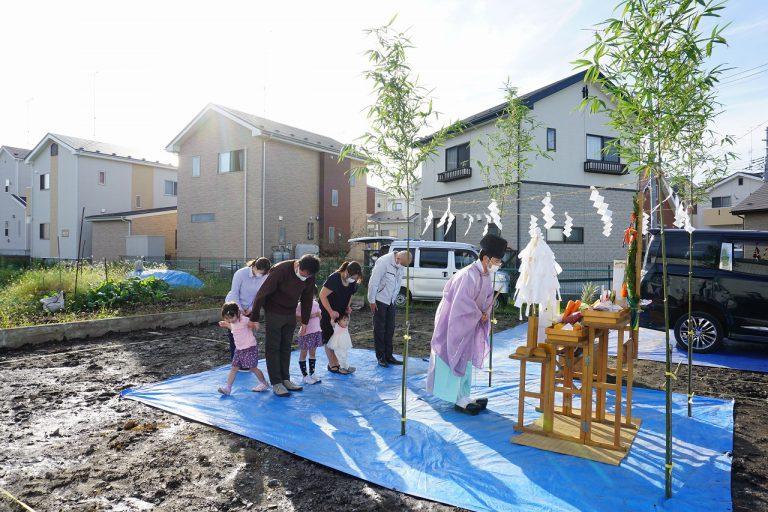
[510,307,641,464]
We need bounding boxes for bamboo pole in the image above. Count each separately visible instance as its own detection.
[401,177,411,436]
[656,174,673,499]
[687,171,694,418]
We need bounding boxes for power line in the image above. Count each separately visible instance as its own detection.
[720,61,768,80]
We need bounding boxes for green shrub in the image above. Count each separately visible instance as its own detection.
[71,276,170,311]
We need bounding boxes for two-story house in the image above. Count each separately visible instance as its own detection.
[165,104,367,260]
[366,186,421,239]
[690,171,764,229]
[420,71,637,265]
[25,133,178,260]
[0,145,32,256]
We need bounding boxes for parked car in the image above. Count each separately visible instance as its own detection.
[385,240,511,307]
[640,229,768,353]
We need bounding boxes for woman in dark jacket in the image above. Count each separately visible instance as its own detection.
[319,260,363,375]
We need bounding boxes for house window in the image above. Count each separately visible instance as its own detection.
[586,135,619,163]
[4,179,9,192]
[164,180,178,196]
[445,143,470,171]
[98,171,106,185]
[50,143,58,156]
[331,189,339,207]
[738,177,743,186]
[218,149,245,173]
[546,226,584,244]
[711,196,731,208]
[40,173,50,190]
[393,202,403,211]
[329,226,335,242]
[4,221,8,237]
[307,222,314,240]
[191,213,215,223]
[191,156,201,177]
[39,223,50,240]
[547,128,557,151]
[135,195,142,208]
[349,174,356,187]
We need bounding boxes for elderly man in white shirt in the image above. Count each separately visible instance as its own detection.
[367,249,413,367]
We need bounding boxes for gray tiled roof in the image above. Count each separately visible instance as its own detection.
[51,133,177,167]
[214,104,346,153]
[1,145,31,159]
[732,182,768,214]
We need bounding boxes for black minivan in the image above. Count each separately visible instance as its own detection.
[640,229,768,353]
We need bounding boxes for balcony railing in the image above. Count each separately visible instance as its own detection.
[584,159,627,175]
[438,165,472,182]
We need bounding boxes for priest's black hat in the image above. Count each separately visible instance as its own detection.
[479,233,507,260]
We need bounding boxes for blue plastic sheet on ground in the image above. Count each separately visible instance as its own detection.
[122,324,733,512]
[604,326,768,373]
[137,269,204,289]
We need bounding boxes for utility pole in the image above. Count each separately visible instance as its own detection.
[763,126,768,183]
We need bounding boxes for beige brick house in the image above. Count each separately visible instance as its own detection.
[166,104,366,260]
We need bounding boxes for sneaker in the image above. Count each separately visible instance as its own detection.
[283,380,303,392]
[218,386,232,396]
[309,374,321,384]
[272,383,290,397]
[377,358,389,368]
[252,383,269,392]
[302,375,314,385]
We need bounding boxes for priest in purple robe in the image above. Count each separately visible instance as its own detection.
[426,233,508,415]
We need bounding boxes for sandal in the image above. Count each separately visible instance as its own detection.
[327,364,341,374]
[338,367,352,375]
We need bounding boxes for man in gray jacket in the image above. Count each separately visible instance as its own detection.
[367,250,413,367]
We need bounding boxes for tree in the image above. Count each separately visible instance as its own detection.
[476,81,550,385]
[341,17,459,435]
[575,0,729,498]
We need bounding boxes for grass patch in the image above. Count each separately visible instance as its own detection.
[0,261,229,329]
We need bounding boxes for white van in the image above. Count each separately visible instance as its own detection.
[386,240,510,307]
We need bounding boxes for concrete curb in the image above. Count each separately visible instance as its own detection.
[0,308,221,350]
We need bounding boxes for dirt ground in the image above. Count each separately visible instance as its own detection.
[1,304,766,512]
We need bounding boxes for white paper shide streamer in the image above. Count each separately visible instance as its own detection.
[487,200,503,231]
[541,192,555,230]
[589,186,613,237]
[563,212,573,238]
[463,213,474,236]
[641,212,650,235]
[482,214,491,236]
[422,207,434,236]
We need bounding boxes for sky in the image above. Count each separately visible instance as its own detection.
[1,0,767,179]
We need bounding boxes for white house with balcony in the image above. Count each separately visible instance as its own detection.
[420,71,637,265]
[691,171,763,229]
[25,133,178,260]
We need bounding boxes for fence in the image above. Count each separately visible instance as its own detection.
[501,261,613,300]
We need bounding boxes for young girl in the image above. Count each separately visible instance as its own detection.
[326,313,353,373]
[296,295,323,385]
[218,302,269,395]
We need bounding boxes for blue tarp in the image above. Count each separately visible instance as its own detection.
[605,327,768,373]
[137,269,204,289]
[122,324,733,512]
